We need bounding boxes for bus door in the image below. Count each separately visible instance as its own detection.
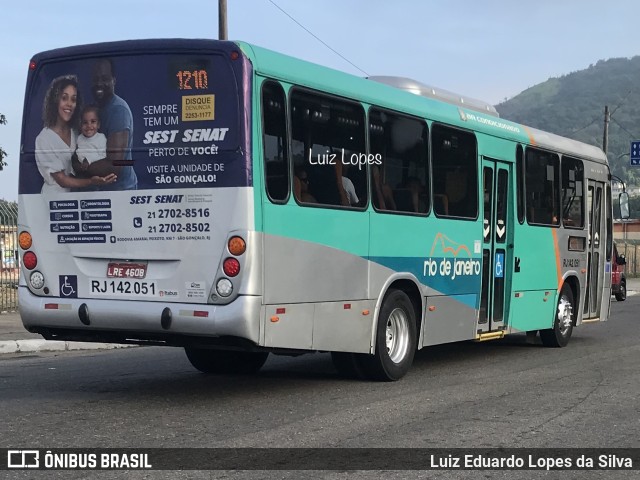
[583,181,605,319]
[478,158,512,333]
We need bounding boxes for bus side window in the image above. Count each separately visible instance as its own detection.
[431,124,477,219]
[525,148,560,226]
[290,90,366,208]
[262,81,289,203]
[561,156,584,228]
[369,108,429,214]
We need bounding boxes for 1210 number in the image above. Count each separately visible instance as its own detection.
[176,70,208,90]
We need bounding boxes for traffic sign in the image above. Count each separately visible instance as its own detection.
[631,141,640,166]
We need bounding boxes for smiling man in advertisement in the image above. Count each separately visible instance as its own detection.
[72,58,138,190]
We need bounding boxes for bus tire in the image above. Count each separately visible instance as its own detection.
[615,279,626,302]
[540,285,574,348]
[360,289,417,381]
[185,348,269,374]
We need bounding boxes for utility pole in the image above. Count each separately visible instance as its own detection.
[603,105,610,155]
[219,0,228,40]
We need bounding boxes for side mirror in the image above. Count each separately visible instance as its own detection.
[619,192,630,220]
[618,254,626,265]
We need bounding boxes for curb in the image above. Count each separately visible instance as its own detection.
[0,340,136,355]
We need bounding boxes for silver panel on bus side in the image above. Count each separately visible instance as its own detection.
[263,303,314,350]
[262,235,369,304]
[262,300,374,353]
[261,233,387,353]
[421,294,478,346]
[554,228,588,327]
[312,300,374,353]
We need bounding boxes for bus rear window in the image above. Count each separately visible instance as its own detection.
[20,52,246,194]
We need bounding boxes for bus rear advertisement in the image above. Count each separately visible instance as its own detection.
[18,39,614,381]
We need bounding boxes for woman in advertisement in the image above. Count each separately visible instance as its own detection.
[35,75,116,193]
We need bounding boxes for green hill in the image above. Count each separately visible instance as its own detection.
[495,56,640,186]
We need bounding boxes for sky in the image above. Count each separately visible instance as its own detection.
[1,0,638,201]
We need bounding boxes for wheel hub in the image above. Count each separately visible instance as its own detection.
[386,308,410,364]
[557,295,573,334]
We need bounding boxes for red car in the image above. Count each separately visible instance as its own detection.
[612,243,627,301]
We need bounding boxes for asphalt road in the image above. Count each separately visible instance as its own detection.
[1,297,639,480]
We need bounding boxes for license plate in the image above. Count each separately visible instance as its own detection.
[91,279,157,297]
[107,262,147,279]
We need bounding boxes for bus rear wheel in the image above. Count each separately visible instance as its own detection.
[185,348,269,374]
[540,285,574,348]
[360,289,417,381]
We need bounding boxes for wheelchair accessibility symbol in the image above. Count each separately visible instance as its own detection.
[59,275,78,298]
[495,253,504,278]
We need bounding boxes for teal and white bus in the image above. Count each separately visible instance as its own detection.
[18,39,614,380]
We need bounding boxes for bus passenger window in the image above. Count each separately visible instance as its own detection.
[262,82,289,203]
[561,156,584,228]
[525,148,560,226]
[369,109,429,214]
[290,91,366,208]
[431,124,477,219]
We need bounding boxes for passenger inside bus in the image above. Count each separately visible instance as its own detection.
[445,169,471,217]
[293,166,317,203]
[341,163,360,206]
[372,164,396,210]
[302,146,350,206]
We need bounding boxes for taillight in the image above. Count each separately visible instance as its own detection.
[23,251,37,270]
[19,231,33,250]
[228,236,246,255]
[222,257,240,277]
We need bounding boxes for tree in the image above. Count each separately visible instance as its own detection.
[0,113,7,171]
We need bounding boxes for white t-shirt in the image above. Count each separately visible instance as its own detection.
[77,132,107,164]
[342,176,359,205]
[35,127,77,194]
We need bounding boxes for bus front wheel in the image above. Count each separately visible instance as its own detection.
[361,289,417,381]
[540,285,574,348]
[185,348,269,374]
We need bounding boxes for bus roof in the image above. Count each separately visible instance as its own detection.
[367,76,500,117]
[29,38,240,61]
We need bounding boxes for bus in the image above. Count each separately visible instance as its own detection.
[18,39,615,381]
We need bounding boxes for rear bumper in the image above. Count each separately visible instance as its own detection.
[19,286,262,347]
